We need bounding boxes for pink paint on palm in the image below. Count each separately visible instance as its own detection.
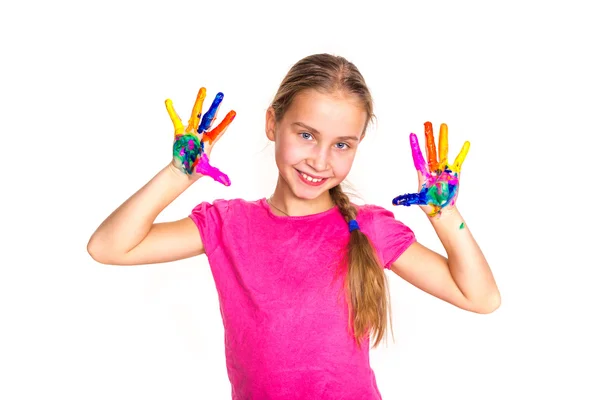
[196,153,231,186]
[410,133,429,177]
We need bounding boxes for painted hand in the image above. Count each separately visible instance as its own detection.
[392,122,470,217]
[165,87,236,185]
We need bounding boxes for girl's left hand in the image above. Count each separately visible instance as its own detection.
[392,122,470,217]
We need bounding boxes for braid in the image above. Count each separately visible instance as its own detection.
[330,185,392,348]
[330,185,357,221]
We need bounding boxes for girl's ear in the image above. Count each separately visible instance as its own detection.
[266,107,276,142]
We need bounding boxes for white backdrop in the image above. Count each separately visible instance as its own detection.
[1,0,598,399]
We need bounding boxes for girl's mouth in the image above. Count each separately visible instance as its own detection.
[296,169,328,186]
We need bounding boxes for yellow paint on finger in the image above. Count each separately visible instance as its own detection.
[165,99,185,135]
[451,141,470,172]
[438,123,449,170]
[186,87,207,133]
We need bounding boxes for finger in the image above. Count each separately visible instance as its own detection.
[196,153,231,186]
[438,123,449,171]
[450,141,470,172]
[185,87,207,133]
[165,99,185,136]
[203,110,236,145]
[424,122,438,172]
[392,191,427,206]
[409,133,429,176]
[198,92,224,133]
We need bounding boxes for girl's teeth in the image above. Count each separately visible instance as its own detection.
[302,173,323,182]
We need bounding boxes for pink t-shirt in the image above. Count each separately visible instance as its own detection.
[189,198,416,399]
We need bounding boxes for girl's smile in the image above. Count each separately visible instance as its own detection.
[295,168,329,186]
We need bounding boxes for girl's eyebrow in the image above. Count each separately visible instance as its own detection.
[292,122,360,142]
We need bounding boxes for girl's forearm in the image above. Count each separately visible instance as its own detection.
[429,208,500,311]
[88,163,195,258]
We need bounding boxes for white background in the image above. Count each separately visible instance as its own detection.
[1,0,599,399]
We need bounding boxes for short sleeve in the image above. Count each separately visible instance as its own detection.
[360,205,416,270]
[188,200,229,257]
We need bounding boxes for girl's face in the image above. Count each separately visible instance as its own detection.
[266,89,367,201]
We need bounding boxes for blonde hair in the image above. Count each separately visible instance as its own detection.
[270,53,391,347]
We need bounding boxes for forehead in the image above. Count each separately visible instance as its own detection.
[282,89,367,138]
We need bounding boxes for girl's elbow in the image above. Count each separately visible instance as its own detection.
[87,239,118,265]
[473,292,501,314]
[87,242,108,265]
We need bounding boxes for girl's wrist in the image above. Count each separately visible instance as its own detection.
[427,206,462,225]
[167,161,199,185]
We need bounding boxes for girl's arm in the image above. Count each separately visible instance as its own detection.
[87,163,204,266]
[390,207,500,314]
[88,87,236,266]
[390,122,499,313]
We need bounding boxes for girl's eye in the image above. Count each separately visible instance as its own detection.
[299,132,349,150]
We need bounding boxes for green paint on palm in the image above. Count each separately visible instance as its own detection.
[459,222,465,230]
[173,134,202,174]
[426,181,450,206]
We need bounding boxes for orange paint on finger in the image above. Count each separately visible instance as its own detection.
[424,121,438,172]
[203,110,237,144]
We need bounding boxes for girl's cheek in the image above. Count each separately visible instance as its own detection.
[337,154,356,172]
[279,143,305,164]
[288,141,311,158]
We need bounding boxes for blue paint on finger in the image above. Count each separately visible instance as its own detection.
[198,92,224,132]
[392,191,428,206]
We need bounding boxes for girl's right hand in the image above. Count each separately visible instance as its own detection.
[165,87,236,185]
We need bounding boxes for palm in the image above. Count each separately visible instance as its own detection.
[165,87,236,185]
[392,122,470,217]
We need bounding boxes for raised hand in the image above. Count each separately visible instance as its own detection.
[165,87,236,185]
[392,122,470,217]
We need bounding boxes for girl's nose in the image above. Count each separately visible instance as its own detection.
[307,147,329,172]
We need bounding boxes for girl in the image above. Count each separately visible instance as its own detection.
[88,53,500,399]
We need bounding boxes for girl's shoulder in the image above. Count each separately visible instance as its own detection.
[191,197,266,218]
[352,202,396,221]
[208,197,262,208]
[352,202,413,233]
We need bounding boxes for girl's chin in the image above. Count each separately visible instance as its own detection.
[291,182,338,201]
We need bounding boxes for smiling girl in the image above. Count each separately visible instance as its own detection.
[88,53,500,399]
